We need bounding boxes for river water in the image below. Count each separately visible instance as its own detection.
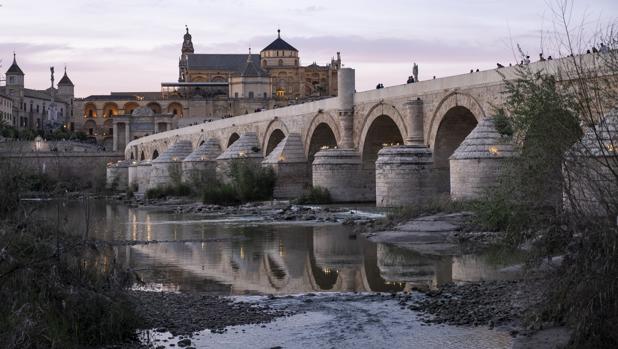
[33,199,518,348]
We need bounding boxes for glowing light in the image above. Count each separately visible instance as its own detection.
[488,146,499,155]
[278,155,286,162]
[606,144,616,152]
[238,151,247,158]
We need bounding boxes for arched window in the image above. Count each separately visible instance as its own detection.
[248,91,254,98]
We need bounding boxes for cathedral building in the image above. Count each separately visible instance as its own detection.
[1,54,74,131]
[72,28,342,150]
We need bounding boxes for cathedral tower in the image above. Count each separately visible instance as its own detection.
[179,26,194,82]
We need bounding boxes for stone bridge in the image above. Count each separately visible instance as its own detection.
[116,54,613,206]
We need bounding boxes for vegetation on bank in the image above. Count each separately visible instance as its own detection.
[145,159,277,205]
[0,220,140,348]
[471,40,617,347]
[293,186,332,205]
[0,160,141,348]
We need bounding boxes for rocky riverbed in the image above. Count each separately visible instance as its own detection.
[130,291,293,336]
[132,198,384,226]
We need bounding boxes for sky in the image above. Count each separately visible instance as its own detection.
[0,0,616,97]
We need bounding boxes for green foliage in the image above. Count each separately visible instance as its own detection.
[145,183,192,200]
[0,219,141,348]
[294,186,332,204]
[493,108,514,137]
[479,67,583,239]
[202,182,240,206]
[168,163,183,187]
[200,159,276,205]
[228,159,276,202]
[481,62,617,347]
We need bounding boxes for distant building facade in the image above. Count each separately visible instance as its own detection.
[0,92,13,126]
[0,54,74,130]
[72,28,342,148]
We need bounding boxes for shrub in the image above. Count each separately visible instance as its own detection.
[145,183,192,200]
[0,219,141,348]
[202,182,240,206]
[199,159,276,205]
[294,186,332,205]
[228,159,276,202]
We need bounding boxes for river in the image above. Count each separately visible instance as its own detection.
[32,199,519,348]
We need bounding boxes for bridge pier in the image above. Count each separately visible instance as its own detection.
[182,138,221,184]
[148,140,193,190]
[135,161,152,193]
[312,149,373,202]
[216,132,263,183]
[376,98,441,207]
[565,110,618,216]
[449,116,515,200]
[128,161,138,190]
[375,145,438,207]
[262,133,309,199]
[106,160,130,190]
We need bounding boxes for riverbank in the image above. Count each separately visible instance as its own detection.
[365,211,570,349]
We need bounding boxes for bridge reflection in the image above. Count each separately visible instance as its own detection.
[115,207,517,295]
[31,200,519,294]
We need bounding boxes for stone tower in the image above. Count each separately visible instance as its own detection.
[5,53,24,97]
[57,66,74,100]
[178,26,194,82]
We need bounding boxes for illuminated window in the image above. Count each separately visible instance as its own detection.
[276,88,285,97]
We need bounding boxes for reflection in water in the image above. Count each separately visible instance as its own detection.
[32,200,520,295]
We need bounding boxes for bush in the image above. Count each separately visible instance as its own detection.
[0,219,140,348]
[202,182,240,206]
[200,159,276,205]
[145,183,192,200]
[294,186,332,204]
[228,159,276,202]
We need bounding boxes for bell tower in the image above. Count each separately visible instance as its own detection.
[179,25,194,82]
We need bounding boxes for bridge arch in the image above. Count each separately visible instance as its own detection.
[357,102,407,149]
[359,113,405,199]
[304,112,341,162]
[262,118,289,156]
[427,91,484,149]
[227,132,240,148]
[433,105,479,193]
